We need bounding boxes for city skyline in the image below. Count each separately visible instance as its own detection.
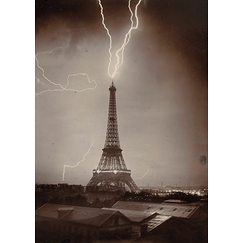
[35,0,208,187]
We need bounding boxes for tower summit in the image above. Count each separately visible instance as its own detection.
[86,82,139,192]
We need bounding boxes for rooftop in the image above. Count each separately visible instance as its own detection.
[103,207,172,232]
[112,201,200,218]
[36,203,127,227]
[102,207,157,222]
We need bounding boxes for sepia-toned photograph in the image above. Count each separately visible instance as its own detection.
[35,0,208,242]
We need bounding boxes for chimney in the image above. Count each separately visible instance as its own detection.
[140,224,148,237]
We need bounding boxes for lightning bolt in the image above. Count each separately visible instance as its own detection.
[135,166,150,180]
[35,45,97,96]
[36,0,142,93]
[62,140,94,181]
[98,0,142,78]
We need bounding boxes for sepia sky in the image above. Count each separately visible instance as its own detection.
[35,0,208,187]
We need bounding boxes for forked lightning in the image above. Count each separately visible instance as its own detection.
[35,46,97,96]
[98,0,142,78]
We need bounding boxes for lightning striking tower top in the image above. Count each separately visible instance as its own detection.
[86,81,139,192]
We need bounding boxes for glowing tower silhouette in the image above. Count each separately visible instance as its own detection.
[87,82,139,192]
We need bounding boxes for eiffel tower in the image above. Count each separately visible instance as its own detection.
[86,82,139,192]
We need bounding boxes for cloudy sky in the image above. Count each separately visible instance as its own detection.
[35,0,208,187]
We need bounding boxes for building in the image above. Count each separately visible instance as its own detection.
[110,200,208,242]
[36,203,133,242]
[112,200,207,219]
[103,207,173,237]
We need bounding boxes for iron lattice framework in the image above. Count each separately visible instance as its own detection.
[87,82,139,192]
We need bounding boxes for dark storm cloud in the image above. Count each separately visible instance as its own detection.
[35,0,130,32]
[140,0,208,79]
[35,0,100,34]
[35,0,132,49]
